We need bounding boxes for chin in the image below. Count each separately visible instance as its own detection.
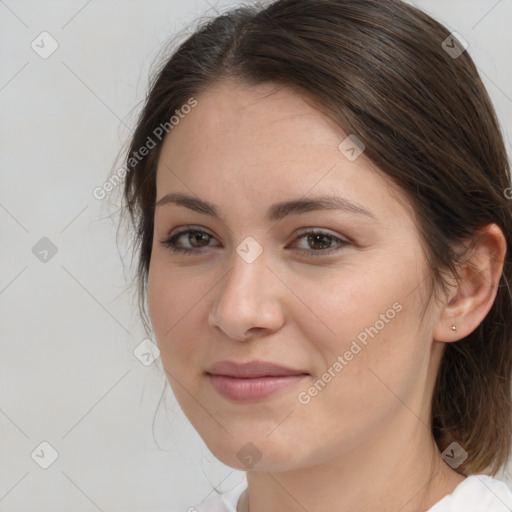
[202,433,309,473]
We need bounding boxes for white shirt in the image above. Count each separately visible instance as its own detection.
[184,475,512,512]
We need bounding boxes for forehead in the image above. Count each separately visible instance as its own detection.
[155,80,413,224]
[164,81,339,161]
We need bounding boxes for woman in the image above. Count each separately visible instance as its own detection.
[120,0,512,510]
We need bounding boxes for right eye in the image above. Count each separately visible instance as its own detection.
[160,227,219,254]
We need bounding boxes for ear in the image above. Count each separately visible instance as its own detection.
[433,223,507,343]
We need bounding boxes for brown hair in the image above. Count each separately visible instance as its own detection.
[119,0,512,475]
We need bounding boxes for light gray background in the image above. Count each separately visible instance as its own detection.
[1,1,511,511]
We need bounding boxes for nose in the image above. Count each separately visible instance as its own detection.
[208,247,286,341]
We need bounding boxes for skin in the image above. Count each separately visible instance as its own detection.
[147,79,506,512]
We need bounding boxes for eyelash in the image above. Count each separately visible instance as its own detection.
[159,227,350,257]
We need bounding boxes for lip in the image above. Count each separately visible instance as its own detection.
[206,360,309,402]
[206,360,308,378]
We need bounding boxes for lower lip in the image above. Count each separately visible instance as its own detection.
[208,374,308,401]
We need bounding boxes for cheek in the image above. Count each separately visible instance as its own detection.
[292,303,422,454]
[147,259,212,372]
[290,260,402,356]
[147,262,187,354]
[147,255,199,329]
[293,255,425,396]
[147,261,171,336]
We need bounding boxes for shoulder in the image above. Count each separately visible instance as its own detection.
[428,474,512,512]
[178,481,247,512]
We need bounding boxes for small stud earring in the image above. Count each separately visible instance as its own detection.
[450,325,457,331]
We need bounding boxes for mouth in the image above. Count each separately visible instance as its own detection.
[206,360,310,402]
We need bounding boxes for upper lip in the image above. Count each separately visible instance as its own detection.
[206,360,309,378]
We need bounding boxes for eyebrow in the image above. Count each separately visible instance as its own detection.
[155,192,376,222]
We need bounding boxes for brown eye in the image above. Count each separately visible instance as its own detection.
[291,229,350,257]
[160,228,218,254]
[187,231,211,247]
[160,227,350,257]
[307,233,333,250]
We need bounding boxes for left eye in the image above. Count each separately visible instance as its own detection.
[292,229,350,256]
[160,228,350,257]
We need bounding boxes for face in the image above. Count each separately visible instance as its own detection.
[147,80,443,472]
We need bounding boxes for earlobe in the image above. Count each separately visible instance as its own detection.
[433,223,507,343]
